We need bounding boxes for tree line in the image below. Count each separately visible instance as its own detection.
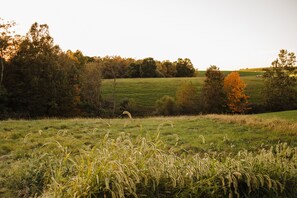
[1,19,296,118]
[92,56,196,79]
[154,50,297,116]
[0,20,196,118]
[154,67,250,116]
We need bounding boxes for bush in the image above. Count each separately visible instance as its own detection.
[154,95,177,116]
[119,98,137,114]
[176,82,199,114]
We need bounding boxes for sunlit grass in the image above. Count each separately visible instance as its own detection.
[1,112,297,197]
[205,112,297,134]
[3,132,297,197]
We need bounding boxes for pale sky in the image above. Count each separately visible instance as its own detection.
[2,0,297,70]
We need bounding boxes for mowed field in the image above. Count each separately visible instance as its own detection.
[101,71,265,112]
[1,110,297,197]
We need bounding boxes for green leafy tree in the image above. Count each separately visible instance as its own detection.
[141,57,157,77]
[176,82,199,114]
[175,58,195,77]
[201,65,226,113]
[6,23,81,117]
[128,62,141,78]
[263,49,297,111]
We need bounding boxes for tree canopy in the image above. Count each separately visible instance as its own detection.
[175,58,196,77]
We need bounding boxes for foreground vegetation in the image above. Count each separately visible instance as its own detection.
[1,111,297,197]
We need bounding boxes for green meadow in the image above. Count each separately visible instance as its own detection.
[1,110,297,197]
[101,73,265,113]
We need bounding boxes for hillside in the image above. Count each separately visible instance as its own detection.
[101,74,264,114]
[239,67,266,72]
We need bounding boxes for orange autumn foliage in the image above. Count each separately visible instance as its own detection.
[224,72,250,113]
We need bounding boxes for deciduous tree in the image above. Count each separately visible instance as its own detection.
[128,62,141,78]
[176,82,198,114]
[6,23,81,117]
[141,57,157,77]
[201,65,226,113]
[175,58,195,77]
[157,60,176,77]
[0,18,17,85]
[80,62,102,116]
[263,49,297,111]
[224,72,249,113]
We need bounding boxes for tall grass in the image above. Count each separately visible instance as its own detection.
[10,131,296,197]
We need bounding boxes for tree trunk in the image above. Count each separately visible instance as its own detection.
[112,71,117,117]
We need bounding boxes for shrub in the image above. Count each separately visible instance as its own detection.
[154,95,177,116]
[176,82,199,114]
[119,98,137,114]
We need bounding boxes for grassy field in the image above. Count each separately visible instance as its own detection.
[1,110,297,197]
[101,75,264,113]
[257,110,297,121]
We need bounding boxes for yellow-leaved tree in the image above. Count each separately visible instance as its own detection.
[224,72,249,113]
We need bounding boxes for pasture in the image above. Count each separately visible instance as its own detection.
[1,110,297,197]
[101,74,264,114]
